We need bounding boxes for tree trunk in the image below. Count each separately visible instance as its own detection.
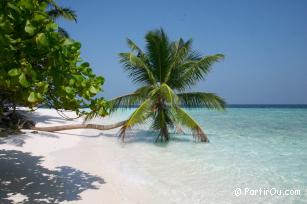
[32,120,127,132]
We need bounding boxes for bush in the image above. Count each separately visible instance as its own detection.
[0,0,107,118]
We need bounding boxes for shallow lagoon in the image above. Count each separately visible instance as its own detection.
[91,107,307,203]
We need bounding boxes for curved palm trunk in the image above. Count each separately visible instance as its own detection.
[160,125,169,142]
[154,99,170,142]
[32,120,127,132]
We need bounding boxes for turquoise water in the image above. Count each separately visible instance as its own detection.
[96,108,307,203]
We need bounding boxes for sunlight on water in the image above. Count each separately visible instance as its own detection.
[91,108,307,203]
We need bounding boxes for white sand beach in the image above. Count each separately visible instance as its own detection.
[0,108,155,204]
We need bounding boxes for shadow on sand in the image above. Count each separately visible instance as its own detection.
[28,111,74,124]
[0,150,105,204]
[0,132,58,147]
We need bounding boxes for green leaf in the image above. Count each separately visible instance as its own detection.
[7,3,20,12]
[43,84,49,92]
[81,62,90,67]
[0,21,13,33]
[69,79,75,86]
[25,20,36,35]
[98,107,107,116]
[8,69,20,76]
[72,42,81,50]
[19,0,33,9]
[65,86,73,94]
[89,86,99,94]
[97,76,104,83]
[36,33,48,47]
[46,22,58,31]
[19,73,29,87]
[39,1,48,10]
[63,38,74,46]
[28,92,37,103]
[36,82,45,87]
[36,92,43,99]
[73,74,83,81]
[34,13,47,21]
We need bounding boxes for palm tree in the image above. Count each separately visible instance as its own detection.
[106,28,225,142]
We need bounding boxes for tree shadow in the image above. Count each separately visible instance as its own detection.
[0,132,58,147]
[0,134,29,147]
[0,150,105,204]
[28,111,74,125]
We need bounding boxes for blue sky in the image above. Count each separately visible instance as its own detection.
[57,0,307,104]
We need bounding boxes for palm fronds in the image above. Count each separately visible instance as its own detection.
[169,54,224,91]
[173,107,209,142]
[107,93,143,113]
[58,26,69,38]
[164,38,193,83]
[178,92,226,109]
[150,83,179,105]
[145,28,171,83]
[119,52,156,85]
[47,7,77,22]
[127,38,143,54]
[119,99,153,141]
[46,1,77,37]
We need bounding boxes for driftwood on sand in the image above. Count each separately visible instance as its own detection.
[32,120,127,132]
[0,110,126,133]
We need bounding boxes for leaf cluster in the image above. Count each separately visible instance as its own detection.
[0,0,105,117]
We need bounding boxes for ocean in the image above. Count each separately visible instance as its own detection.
[91,106,307,203]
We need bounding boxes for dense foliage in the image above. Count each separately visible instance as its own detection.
[89,29,226,142]
[0,0,107,121]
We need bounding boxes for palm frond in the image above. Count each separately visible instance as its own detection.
[107,93,143,113]
[58,26,69,38]
[169,54,224,91]
[127,38,143,54]
[47,7,77,22]
[150,83,179,105]
[134,86,155,95]
[119,52,156,85]
[119,99,153,141]
[164,38,193,83]
[178,92,226,109]
[107,86,155,113]
[145,28,171,83]
[173,107,209,142]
